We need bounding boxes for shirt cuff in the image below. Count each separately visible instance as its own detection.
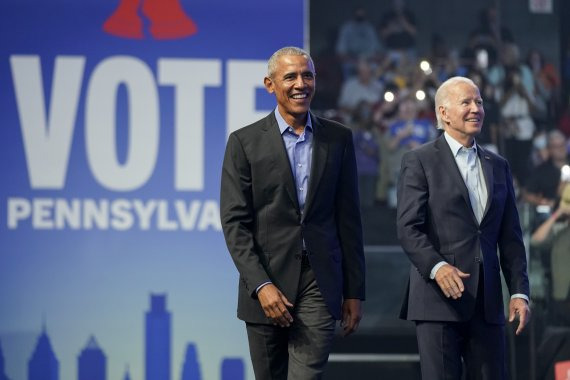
[510,293,529,302]
[256,281,272,294]
[430,261,448,279]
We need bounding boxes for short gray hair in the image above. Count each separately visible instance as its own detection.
[267,46,314,78]
[434,76,478,130]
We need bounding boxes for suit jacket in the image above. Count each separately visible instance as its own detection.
[220,111,365,323]
[397,134,529,324]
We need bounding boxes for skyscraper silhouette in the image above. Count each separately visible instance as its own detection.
[0,338,9,380]
[123,365,131,380]
[145,294,171,380]
[180,343,200,380]
[28,324,58,380]
[220,358,244,380]
[78,336,106,380]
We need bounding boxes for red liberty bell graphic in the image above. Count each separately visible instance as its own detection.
[103,0,197,40]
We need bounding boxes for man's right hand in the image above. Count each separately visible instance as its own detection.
[434,264,470,299]
[257,284,294,327]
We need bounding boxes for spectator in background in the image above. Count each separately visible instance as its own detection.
[338,58,383,123]
[430,34,471,84]
[530,129,550,167]
[466,5,514,69]
[428,33,450,76]
[373,82,402,128]
[387,97,435,207]
[531,182,570,326]
[488,43,535,99]
[499,67,537,186]
[379,0,417,64]
[558,95,570,138]
[388,98,434,152]
[352,101,381,208]
[438,49,469,83]
[336,6,382,78]
[524,130,569,208]
[381,54,419,93]
[372,86,403,202]
[526,49,560,124]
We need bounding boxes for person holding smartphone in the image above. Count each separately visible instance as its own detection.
[531,182,570,325]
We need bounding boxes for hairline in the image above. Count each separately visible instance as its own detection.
[267,46,315,78]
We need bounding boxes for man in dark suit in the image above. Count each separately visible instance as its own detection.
[397,76,530,379]
[220,46,365,379]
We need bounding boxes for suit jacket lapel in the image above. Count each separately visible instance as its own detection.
[434,135,479,225]
[262,113,300,211]
[303,113,328,220]
[478,145,494,220]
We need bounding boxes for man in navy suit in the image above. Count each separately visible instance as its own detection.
[220,47,365,379]
[397,76,530,379]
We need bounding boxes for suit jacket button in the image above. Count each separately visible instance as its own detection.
[475,256,481,263]
[477,230,482,234]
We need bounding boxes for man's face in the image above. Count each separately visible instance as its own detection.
[264,55,315,120]
[548,136,568,162]
[439,82,485,141]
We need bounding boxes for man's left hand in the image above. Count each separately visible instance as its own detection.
[509,298,531,335]
[341,299,362,337]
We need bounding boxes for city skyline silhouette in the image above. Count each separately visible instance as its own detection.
[8,294,245,380]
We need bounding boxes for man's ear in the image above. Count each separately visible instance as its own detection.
[264,76,274,94]
[439,105,449,124]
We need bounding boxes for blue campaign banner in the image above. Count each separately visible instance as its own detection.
[0,1,305,379]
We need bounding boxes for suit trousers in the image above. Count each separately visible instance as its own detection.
[415,269,507,380]
[245,257,336,380]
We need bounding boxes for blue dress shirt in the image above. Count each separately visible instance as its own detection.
[256,108,313,294]
[274,107,313,213]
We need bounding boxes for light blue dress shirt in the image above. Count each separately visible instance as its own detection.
[444,132,488,224]
[274,107,313,213]
[256,108,313,294]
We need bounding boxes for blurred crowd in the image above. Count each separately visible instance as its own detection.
[313,1,570,331]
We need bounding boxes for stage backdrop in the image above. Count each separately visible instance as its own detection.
[0,0,305,379]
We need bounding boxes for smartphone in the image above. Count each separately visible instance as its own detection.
[476,49,488,70]
[561,165,570,182]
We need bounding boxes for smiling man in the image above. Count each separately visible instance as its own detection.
[397,76,530,380]
[220,46,365,379]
